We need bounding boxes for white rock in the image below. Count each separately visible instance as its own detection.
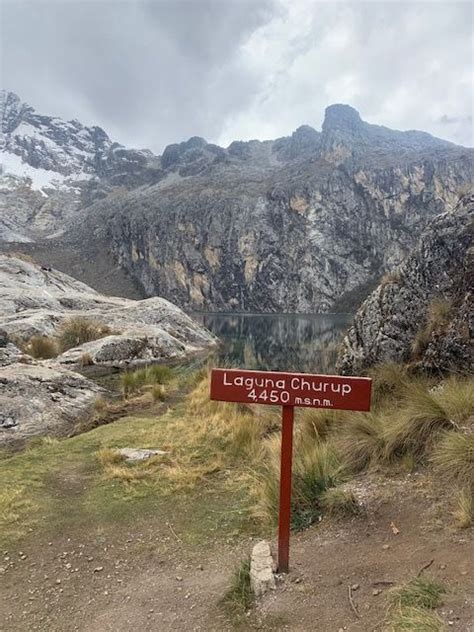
[117,448,168,462]
[250,540,276,597]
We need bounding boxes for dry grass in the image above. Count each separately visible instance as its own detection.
[380,269,403,288]
[452,487,473,529]
[431,431,474,484]
[298,407,342,442]
[383,385,454,459]
[58,317,113,351]
[0,487,37,540]
[368,362,412,409]
[151,384,166,402]
[96,447,124,467]
[412,297,452,360]
[334,412,386,472]
[80,352,94,367]
[27,335,59,359]
[251,435,342,530]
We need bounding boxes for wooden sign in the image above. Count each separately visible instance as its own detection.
[210,369,372,412]
[210,368,372,573]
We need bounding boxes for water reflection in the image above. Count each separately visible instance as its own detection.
[191,313,351,374]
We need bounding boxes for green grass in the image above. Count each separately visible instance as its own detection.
[388,577,447,631]
[320,487,360,518]
[121,365,173,397]
[391,577,445,610]
[389,606,447,631]
[222,558,253,617]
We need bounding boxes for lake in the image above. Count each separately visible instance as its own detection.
[191,312,352,374]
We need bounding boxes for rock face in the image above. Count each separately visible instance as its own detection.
[337,194,473,374]
[0,254,216,368]
[1,93,472,312]
[60,105,472,312]
[0,362,104,447]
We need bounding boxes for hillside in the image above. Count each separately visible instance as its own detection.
[1,92,472,311]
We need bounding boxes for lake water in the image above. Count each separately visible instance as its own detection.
[191,313,352,374]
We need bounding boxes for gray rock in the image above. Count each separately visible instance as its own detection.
[117,448,168,462]
[338,194,473,374]
[0,255,216,368]
[0,363,104,447]
[250,540,276,597]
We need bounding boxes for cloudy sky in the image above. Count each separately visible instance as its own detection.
[1,0,472,152]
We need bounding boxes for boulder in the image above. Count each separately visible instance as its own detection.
[0,363,104,447]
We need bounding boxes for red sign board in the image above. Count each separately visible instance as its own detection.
[210,368,372,412]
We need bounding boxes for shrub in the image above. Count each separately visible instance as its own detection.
[431,431,474,485]
[80,352,94,367]
[27,335,59,359]
[298,408,342,442]
[58,317,113,351]
[320,487,360,518]
[96,448,124,467]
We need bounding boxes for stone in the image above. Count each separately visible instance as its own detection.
[250,540,276,598]
[0,363,104,448]
[117,448,168,463]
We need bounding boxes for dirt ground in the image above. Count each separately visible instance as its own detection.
[1,471,472,632]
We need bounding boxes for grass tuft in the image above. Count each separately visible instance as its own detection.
[391,576,445,610]
[368,362,410,408]
[320,487,360,518]
[27,335,59,359]
[222,558,253,616]
[96,447,124,467]
[412,297,452,360]
[383,385,453,459]
[389,606,447,631]
[431,431,474,484]
[334,412,386,472]
[58,317,113,352]
[453,487,473,529]
[121,365,173,398]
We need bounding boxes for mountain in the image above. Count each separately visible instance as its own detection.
[337,193,473,374]
[1,91,472,312]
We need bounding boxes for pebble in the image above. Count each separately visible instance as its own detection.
[382,544,390,550]
[175,576,183,582]
[351,583,360,591]
[372,589,382,596]
[93,567,104,573]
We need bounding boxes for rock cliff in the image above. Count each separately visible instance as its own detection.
[337,194,473,374]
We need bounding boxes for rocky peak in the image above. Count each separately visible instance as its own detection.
[322,104,363,134]
[0,91,34,136]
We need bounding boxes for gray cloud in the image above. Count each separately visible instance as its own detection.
[1,0,472,152]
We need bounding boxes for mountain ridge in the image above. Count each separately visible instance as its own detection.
[0,91,472,313]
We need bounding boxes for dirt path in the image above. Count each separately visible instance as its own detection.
[1,473,472,631]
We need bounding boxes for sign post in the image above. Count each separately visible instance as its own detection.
[210,368,372,573]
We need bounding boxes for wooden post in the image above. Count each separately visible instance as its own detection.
[277,405,295,573]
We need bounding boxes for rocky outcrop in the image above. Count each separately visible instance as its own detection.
[0,363,105,447]
[337,194,473,374]
[0,255,216,368]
